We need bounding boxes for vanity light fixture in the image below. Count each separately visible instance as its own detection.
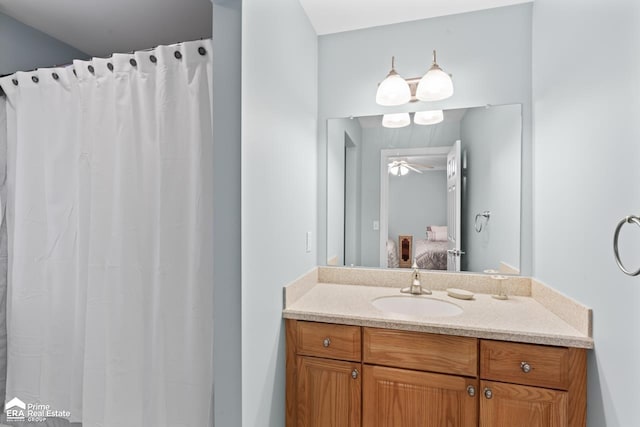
[414,109,444,125]
[416,50,454,101]
[376,50,453,106]
[382,110,444,128]
[382,112,411,128]
[375,56,411,106]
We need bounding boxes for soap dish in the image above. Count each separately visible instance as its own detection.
[446,288,474,300]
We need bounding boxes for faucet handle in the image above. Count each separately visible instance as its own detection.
[411,259,420,280]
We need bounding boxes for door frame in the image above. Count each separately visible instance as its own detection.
[447,140,462,271]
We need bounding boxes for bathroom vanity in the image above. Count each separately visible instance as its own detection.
[283,267,592,427]
[286,320,585,427]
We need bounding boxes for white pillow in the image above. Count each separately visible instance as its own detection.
[426,225,448,241]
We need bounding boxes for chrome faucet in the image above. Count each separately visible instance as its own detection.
[401,260,431,295]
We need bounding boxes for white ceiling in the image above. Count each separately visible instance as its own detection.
[0,0,532,60]
[298,0,533,35]
[0,0,212,57]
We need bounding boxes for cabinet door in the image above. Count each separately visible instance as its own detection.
[480,380,568,427]
[296,356,361,427]
[363,364,477,427]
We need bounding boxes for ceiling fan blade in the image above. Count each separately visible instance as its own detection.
[408,162,434,169]
[404,164,423,174]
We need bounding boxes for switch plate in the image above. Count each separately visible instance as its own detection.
[306,231,312,253]
[373,221,379,231]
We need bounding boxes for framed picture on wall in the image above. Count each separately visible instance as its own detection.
[398,235,413,268]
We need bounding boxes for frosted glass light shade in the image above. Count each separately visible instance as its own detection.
[416,65,454,102]
[389,163,410,176]
[382,113,410,128]
[414,110,444,125]
[376,72,411,106]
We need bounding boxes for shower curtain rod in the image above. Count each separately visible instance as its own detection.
[0,38,210,97]
[0,47,151,79]
[0,38,208,81]
[1,62,73,79]
[0,48,148,95]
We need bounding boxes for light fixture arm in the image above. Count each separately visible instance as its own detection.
[386,56,400,77]
[429,49,445,73]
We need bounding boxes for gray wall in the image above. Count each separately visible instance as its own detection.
[388,171,447,241]
[211,1,241,426]
[241,0,318,426]
[344,130,363,266]
[461,104,521,272]
[318,4,533,275]
[0,12,87,75]
[532,1,640,425]
[327,118,362,265]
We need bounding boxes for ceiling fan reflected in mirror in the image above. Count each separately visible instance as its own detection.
[388,159,434,176]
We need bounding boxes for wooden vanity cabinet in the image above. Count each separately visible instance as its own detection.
[479,340,587,427]
[479,380,568,427]
[363,364,477,427]
[286,320,361,427]
[362,327,478,427]
[286,320,587,427]
[296,356,361,427]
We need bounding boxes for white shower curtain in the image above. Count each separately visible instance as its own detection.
[0,39,213,427]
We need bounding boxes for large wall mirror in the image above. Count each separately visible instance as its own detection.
[326,103,522,275]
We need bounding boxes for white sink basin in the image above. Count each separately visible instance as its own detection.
[371,295,463,317]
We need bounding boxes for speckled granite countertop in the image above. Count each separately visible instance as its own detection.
[282,268,594,349]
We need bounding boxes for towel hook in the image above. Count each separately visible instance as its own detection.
[613,215,640,276]
[474,211,491,233]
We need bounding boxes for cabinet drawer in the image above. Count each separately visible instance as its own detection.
[297,321,361,362]
[363,327,477,377]
[480,340,570,390]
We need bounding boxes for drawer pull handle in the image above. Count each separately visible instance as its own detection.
[351,369,359,380]
[467,385,476,397]
[323,338,331,348]
[521,361,532,373]
[484,388,493,399]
